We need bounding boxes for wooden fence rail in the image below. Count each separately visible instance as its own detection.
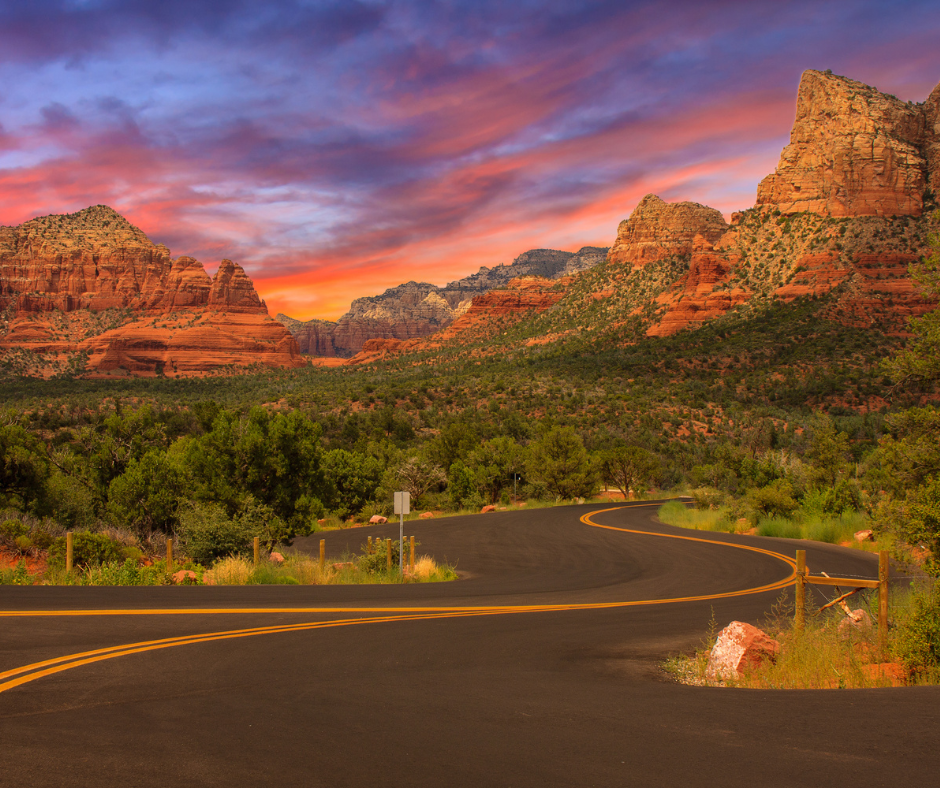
[795,549,889,654]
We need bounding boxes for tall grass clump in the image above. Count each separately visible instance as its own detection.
[794,508,867,544]
[756,517,803,539]
[203,556,253,585]
[657,500,732,532]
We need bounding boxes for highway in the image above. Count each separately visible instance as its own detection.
[1,502,937,787]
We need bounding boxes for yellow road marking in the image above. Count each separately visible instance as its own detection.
[0,504,798,694]
[580,506,800,570]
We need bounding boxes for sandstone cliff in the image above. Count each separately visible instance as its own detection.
[756,69,940,217]
[606,195,728,268]
[0,205,303,377]
[275,314,339,356]
[329,282,466,356]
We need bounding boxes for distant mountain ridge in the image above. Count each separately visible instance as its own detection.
[277,246,608,357]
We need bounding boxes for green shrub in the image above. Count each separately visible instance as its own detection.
[803,518,844,544]
[747,481,798,518]
[177,502,253,566]
[248,565,301,585]
[13,534,33,553]
[358,538,410,574]
[78,558,165,586]
[49,531,129,569]
[895,582,940,682]
[818,480,863,515]
[0,518,29,543]
[1,559,31,585]
[657,500,732,531]
[691,487,725,510]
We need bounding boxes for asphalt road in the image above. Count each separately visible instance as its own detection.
[1,502,937,787]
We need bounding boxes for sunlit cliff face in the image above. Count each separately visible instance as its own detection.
[1,0,938,320]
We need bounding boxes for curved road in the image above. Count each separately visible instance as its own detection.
[1,502,938,787]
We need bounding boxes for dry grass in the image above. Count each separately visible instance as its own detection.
[200,552,455,585]
[202,556,253,585]
[412,556,436,580]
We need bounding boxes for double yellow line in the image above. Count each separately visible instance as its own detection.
[0,503,797,695]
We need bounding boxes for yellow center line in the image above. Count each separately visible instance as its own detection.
[0,504,798,694]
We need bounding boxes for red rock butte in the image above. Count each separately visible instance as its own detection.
[601,69,940,338]
[0,205,303,377]
[756,70,940,217]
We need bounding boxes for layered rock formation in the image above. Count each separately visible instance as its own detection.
[433,277,569,343]
[925,82,940,187]
[275,314,339,356]
[643,208,936,337]
[756,69,940,216]
[277,246,608,356]
[0,205,303,377]
[342,277,569,364]
[606,195,728,268]
[330,282,467,354]
[598,70,940,338]
[645,239,751,338]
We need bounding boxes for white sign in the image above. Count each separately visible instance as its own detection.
[394,491,411,515]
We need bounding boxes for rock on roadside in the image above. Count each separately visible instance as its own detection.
[706,621,780,681]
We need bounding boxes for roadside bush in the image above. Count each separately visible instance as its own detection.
[0,518,29,540]
[203,556,253,585]
[447,460,479,510]
[44,471,97,529]
[818,480,863,515]
[894,582,940,682]
[802,517,844,544]
[0,518,29,551]
[747,481,798,519]
[690,487,725,510]
[177,502,252,566]
[48,531,130,569]
[658,500,732,532]
[77,558,166,586]
[0,559,31,585]
[358,538,409,574]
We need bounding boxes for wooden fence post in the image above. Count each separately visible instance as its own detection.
[409,535,415,574]
[166,537,173,575]
[253,536,260,566]
[795,550,806,632]
[319,539,326,570]
[66,531,73,574]
[879,550,889,656]
[386,538,392,571]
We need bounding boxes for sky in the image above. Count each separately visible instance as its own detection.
[1,1,940,320]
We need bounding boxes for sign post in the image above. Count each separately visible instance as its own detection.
[394,491,411,575]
